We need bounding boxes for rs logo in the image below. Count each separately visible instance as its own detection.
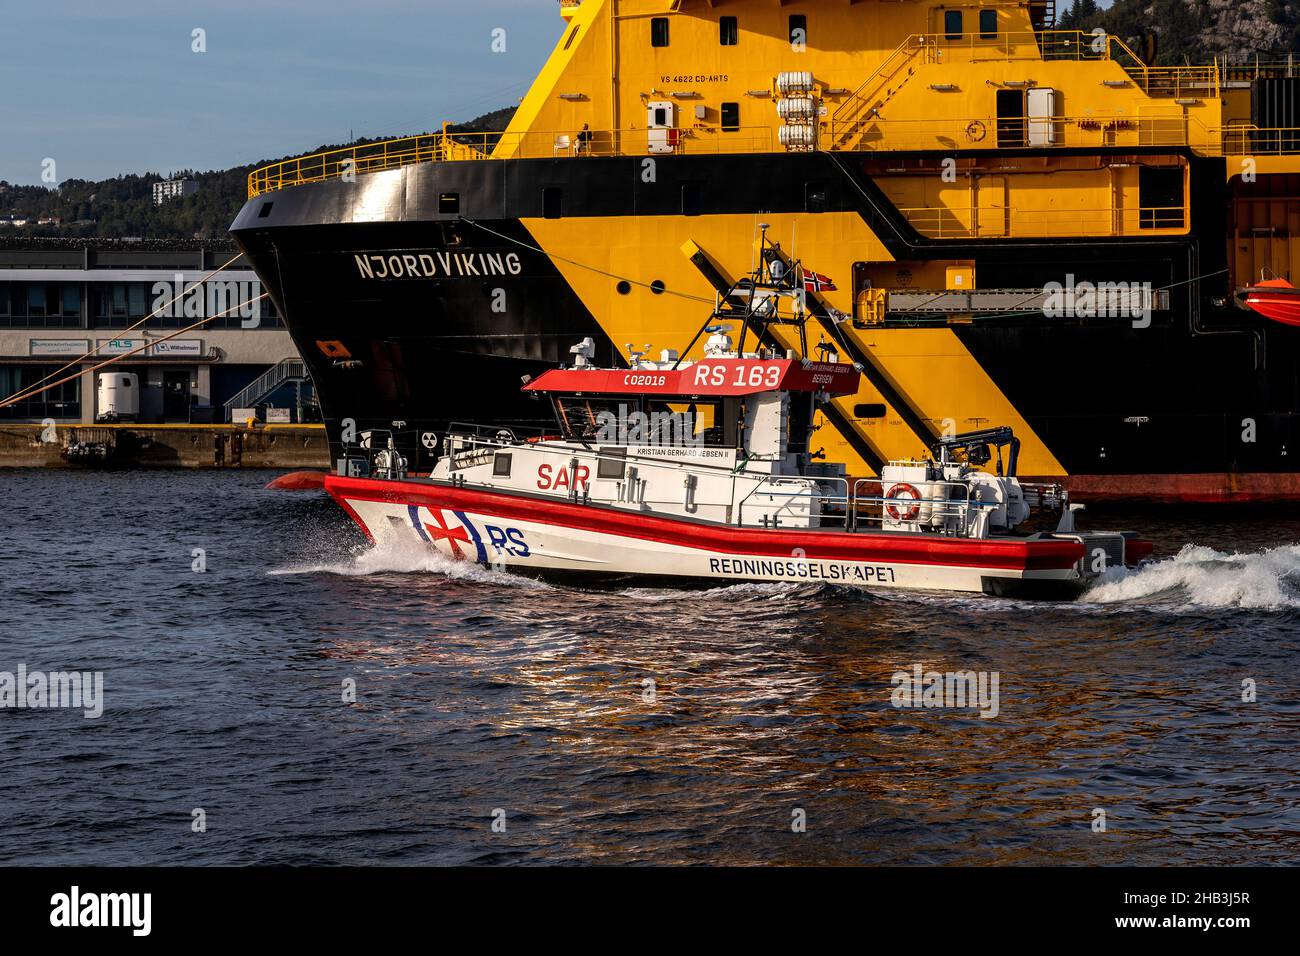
[484,525,530,558]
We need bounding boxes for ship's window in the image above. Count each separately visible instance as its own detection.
[597,446,626,479]
[789,14,807,47]
[616,280,632,295]
[439,192,459,214]
[492,452,512,477]
[650,280,666,295]
[979,9,998,39]
[0,286,9,316]
[805,181,828,213]
[1139,166,1186,228]
[945,10,963,39]
[721,101,740,131]
[681,182,702,216]
[652,106,669,126]
[543,187,563,219]
[651,17,669,48]
[854,403,887,419]
[257,201,274,218]
[719,16,738,46]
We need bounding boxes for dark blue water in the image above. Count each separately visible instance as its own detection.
[2,470,1298,865]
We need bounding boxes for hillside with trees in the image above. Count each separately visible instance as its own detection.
[1058,0,1300,65]
[0,107,516,243]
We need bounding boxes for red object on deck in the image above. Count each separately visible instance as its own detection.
[266,470,329,491]
[1238,278,1300,327]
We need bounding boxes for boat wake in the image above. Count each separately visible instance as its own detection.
[269,537,550,589]
[1085,543,1300,611]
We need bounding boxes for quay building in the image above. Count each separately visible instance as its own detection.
[0,239,313,424]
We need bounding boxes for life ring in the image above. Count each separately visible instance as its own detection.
[965,120,987,143]
[886,483,922,522]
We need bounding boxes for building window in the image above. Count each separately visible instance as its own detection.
[61,284,80,318]
[719,16,738,46]
[543,187,563,219]
[721,101,740,131]
[789,14,807,47]
[979,9,998,39]
[945,10,963,40]
[439,192,460,214]
[0,365,79,420]
[651,17,669,48]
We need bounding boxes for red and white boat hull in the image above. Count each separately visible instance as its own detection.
[327,475,1105,597]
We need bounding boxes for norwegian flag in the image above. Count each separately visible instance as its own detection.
[800,268,837,293]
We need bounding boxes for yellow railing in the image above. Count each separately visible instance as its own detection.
[246,117,1300,201]
[247,126,775,198]
[897,205,1187,240]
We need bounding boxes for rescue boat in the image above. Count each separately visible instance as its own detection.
[324,322,1152,598]
[1235,277,1300,327]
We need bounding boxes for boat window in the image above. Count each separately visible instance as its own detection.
[945,10,963,40]
[979,9,998,39]
[788,14,806,47]
[542,187,563,219]
[492,452,512,476]
[643,399,727,447]
[681,182,702,217]
[597,447,627,479]
[651,17,669,48]
[721,102,740,131]
[1139,166,1185,228]
[719,16,738,47]
[438,192,459,214]
[555,396,625,441]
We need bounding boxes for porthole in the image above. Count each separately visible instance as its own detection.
[616,280,632,295]
[650,280,666,295]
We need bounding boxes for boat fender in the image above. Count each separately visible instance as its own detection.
[886,482,922,522]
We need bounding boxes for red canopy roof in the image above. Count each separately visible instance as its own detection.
[523,358,860,397]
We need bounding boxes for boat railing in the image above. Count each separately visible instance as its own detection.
[851,478,979,536]
[247,125,776,198]
[736,475,852,530]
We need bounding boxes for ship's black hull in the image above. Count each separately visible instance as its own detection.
[231,150,1300,500]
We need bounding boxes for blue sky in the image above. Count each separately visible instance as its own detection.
[0,0,560,186]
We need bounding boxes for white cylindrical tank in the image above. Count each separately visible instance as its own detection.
[776,96,817,121]
[776,71,814,95]
[778,123,817,148]
[96,372,139,422]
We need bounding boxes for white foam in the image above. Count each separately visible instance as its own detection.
[270,535,550,588]
[1085,543,1300,610]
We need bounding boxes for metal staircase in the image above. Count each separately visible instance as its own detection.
[829,36,934,152]
[224,358,309,421]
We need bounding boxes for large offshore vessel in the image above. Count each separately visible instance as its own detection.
[231,0,1300,502]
